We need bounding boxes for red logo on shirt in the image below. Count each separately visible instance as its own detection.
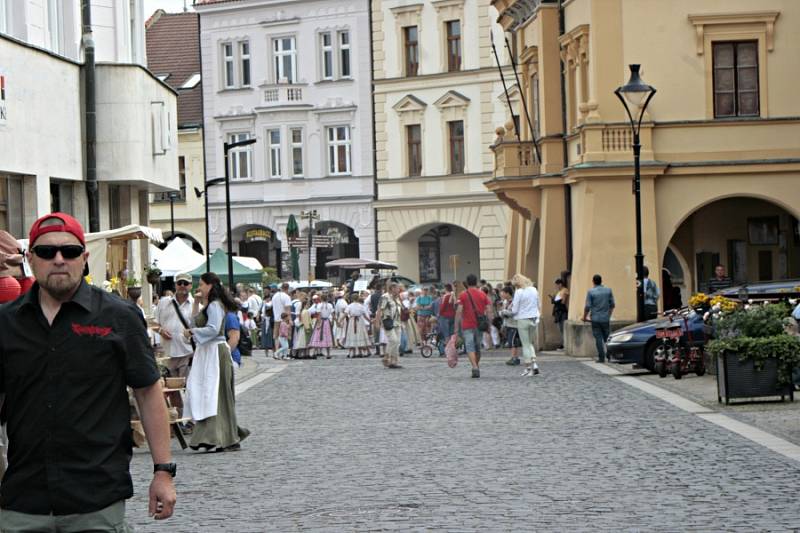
[71,323,113,337]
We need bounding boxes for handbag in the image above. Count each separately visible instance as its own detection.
[171,298,196,351]
[382,317,395,331]
[466,289,490,332]
[445,335,458,368]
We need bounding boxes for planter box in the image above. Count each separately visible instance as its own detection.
[717,351,793,404]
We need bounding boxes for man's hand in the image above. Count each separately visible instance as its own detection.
[160,329,173,340]
[149,472,176,519]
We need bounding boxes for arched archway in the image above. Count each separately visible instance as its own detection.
[662,196,800,295]
[233,224,282,277]
[397,223,480,283]
[308,221,359,281]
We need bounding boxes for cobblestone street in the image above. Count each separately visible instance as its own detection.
[127,352,800,531]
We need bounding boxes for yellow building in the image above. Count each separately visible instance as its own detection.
[146,11,208,256]
[488,0,800,356]
[372,1,513,285]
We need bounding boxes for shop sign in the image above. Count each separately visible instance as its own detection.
[0,69,6,126]
[245,228,272,242]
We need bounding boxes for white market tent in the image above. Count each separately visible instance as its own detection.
[233,255,263,271]
[156,237,205,277]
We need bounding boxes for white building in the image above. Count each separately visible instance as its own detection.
[196,0,375,281]
[0,0,177,242]
[372,0,512,285]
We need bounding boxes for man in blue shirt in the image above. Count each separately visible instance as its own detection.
[582,274,616,362]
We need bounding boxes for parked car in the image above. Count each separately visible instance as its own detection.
[606,279,800,371]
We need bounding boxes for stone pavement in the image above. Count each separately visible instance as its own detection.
[126,350,800,531]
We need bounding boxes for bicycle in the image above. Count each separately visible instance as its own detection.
[420,331,440,358]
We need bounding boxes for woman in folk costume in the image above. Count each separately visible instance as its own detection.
[402,291,421,348]
[344,294,371,357]
[184,272,250,452]
[293,293,312,358]
[333,290,349,348]
[309,292,334,359]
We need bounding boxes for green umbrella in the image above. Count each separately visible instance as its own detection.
[286,214,300,279]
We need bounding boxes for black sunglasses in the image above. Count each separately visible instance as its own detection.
[176,281,191,286]
[31,245,85,260]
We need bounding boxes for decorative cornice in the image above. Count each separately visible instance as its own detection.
[688,11,780,55]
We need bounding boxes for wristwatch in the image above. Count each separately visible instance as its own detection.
[153,463,177,477]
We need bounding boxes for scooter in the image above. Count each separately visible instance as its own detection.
[666,311,706,379]
[654,319,682,378]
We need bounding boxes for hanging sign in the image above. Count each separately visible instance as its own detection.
[245,228,272,242]
[0,69,7,126]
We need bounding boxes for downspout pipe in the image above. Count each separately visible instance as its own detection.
[369,0,379,261]
[82,1,99,232]
[197,11,212,270]
[558,0,573,273]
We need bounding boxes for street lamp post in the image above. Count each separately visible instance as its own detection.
[195,177,226,272]
[167,191,179,240]
[300,209,320,282]
[615,64,656,323]
[222,138,257,290]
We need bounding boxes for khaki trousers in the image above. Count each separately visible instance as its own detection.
[0,500,131,533]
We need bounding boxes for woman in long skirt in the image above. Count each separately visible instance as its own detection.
[293,294,311,358]
[309,293,334,358]
[344,295,371,357]
[184,272,250,452]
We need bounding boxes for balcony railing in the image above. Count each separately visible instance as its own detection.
[601,126,632,152]
[262,86,304,106]
[491,140,539,178]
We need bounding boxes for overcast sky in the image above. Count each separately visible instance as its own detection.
[143,0,195,18]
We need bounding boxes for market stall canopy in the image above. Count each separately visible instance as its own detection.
[182,248,263,284]
[156,238,205,277]
[288,280,333,290]
[233,255,263,271]
[324,258,398,270]
[85,225,164,282]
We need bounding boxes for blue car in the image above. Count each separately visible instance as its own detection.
[606,279,800,371]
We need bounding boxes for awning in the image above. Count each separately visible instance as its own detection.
[324,257,398,270]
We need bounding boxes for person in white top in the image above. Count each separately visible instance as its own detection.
[333,291,348,348]
[309,293,335,358]
[245,287,262,320]
[271,282,292,345]
[344,295,371,357]
[154,272,195,377]
[511,273,541,377]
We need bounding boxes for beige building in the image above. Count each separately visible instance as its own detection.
[488,0,800,357]
[146,11,207,255]
[372,0,514,285]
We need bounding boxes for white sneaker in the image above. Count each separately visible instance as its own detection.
[521,367,532,377]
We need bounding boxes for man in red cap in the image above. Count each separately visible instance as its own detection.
[0,213,176,531]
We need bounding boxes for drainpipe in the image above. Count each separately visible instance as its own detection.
[558,0,572,272]
[82,1,99,232]
[369,0,379,261]
[197,11,211,264]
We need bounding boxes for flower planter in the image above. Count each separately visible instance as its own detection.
[717,351,793,404]
[146,272,161,285]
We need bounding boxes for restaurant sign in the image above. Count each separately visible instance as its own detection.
[0,69,6,126]
[245,228,272,242]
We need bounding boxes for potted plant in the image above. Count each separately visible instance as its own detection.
[707,302,800,404]
[126,276,142,302]
[145,260,162,285]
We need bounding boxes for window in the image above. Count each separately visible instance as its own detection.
[268,129,281,178]
[327,126,351,175]
[222,42,235,88]
[448,121,464,174]
[713,41,759,118]
[406,124,421,176]
[0,175,23,237]
[181,73,201,89]
[446,20,461,72]
[274,37,297,83]
[404,26,418,77]
[151,102,166,154]
[291,128,303,177]
[339,31,351,78]
[178,156,186,199]
[50,181,73,214]
[240,41,251,87]
[228,132,253,180]
[320,32,333,80]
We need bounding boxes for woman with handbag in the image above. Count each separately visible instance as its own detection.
[376,282,403,369]
[550,278,569,350]
[183,272,250,452]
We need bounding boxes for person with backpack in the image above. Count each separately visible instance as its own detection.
[456,274,491,378]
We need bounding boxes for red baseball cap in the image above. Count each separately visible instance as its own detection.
[28,212,86,247]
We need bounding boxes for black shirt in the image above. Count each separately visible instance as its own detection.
[0,281,161,515]
[708,276,733,293]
